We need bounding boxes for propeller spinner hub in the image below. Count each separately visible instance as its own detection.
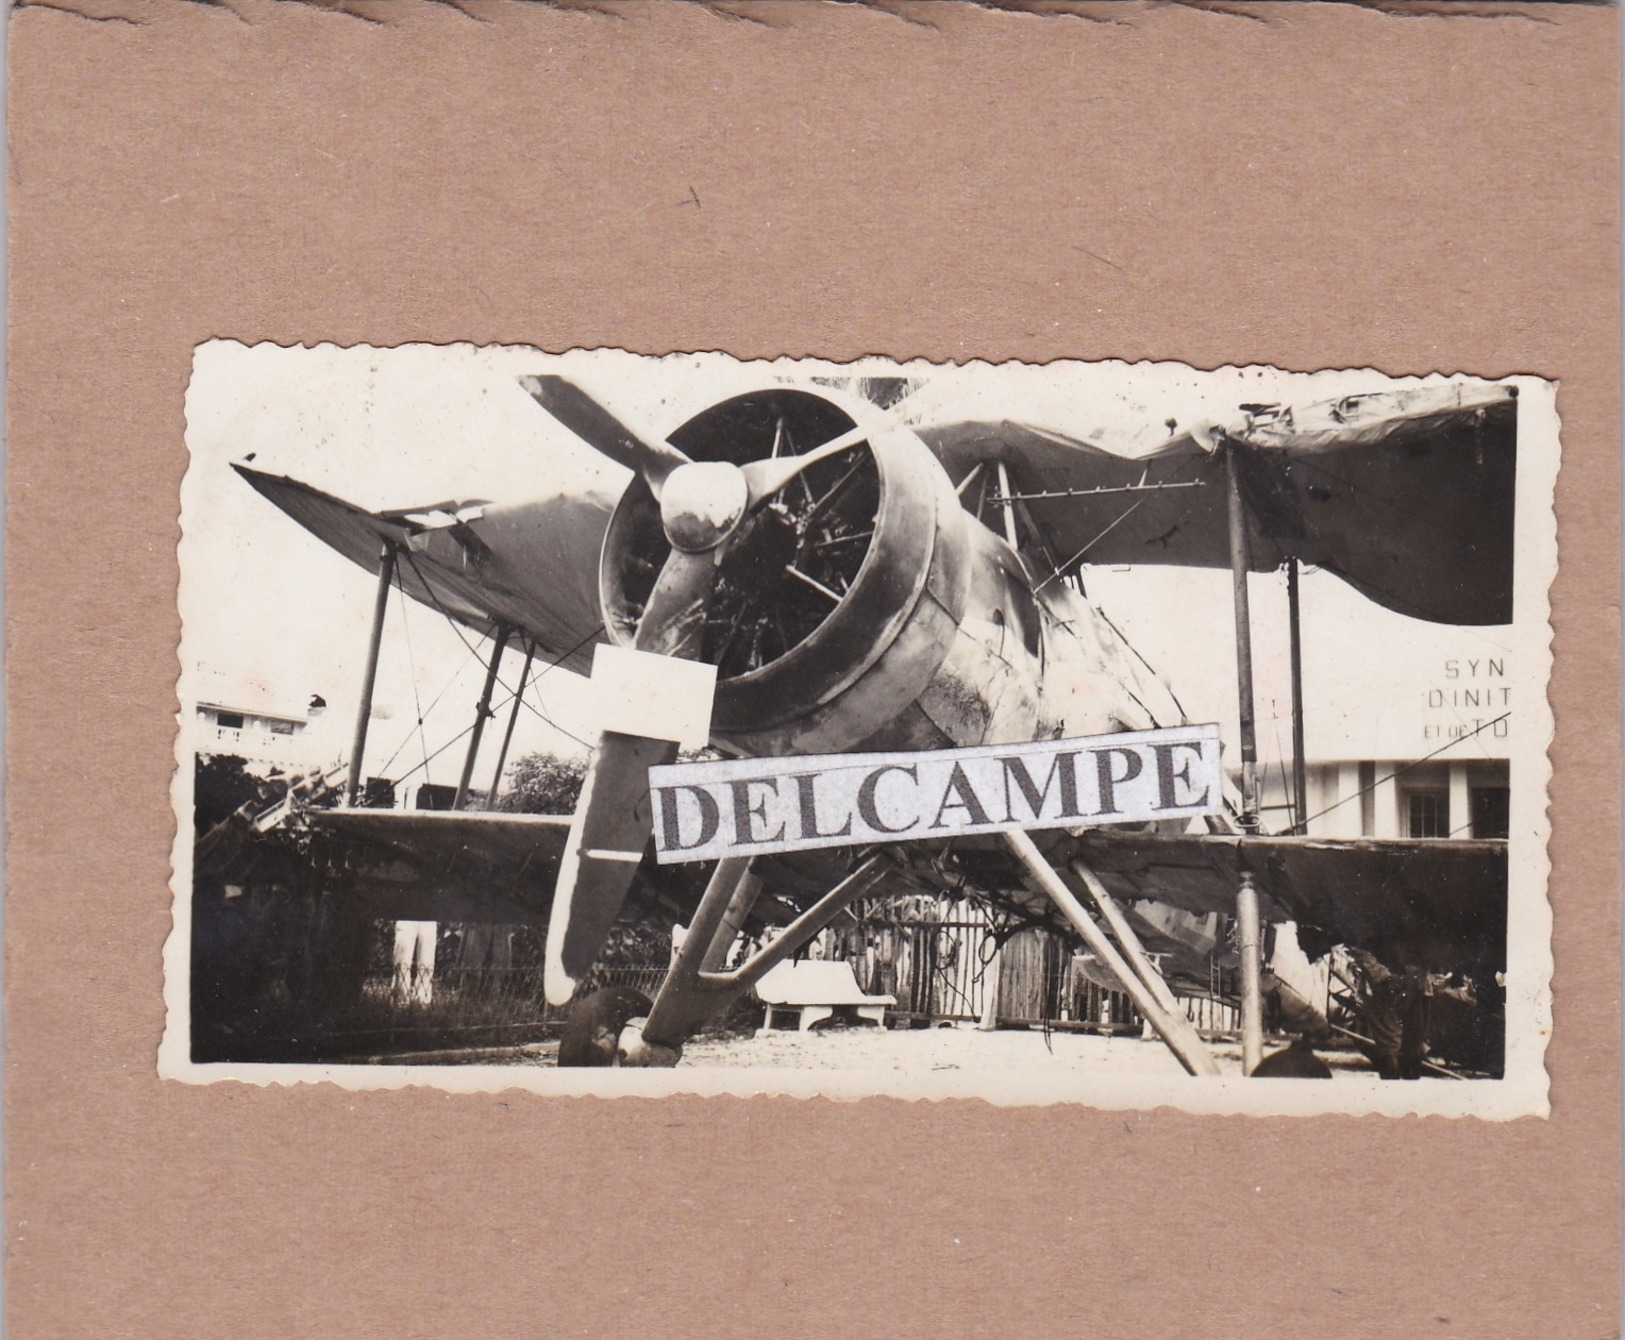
[659,460,750,552]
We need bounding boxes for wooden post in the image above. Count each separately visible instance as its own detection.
[1237,870,1264,1075]
[483,640,535,811]
[1287,557,1310,835]
[1005,831,1220,1076]
[454,625,510,811]
[346,544,397,807]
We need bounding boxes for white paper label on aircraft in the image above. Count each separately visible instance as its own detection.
[588,643,716,749]
[648,724,1222,862]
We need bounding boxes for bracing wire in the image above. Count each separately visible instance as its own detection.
[394,567,433,785]
[399,550,598,751]
[1299,713,1510,829]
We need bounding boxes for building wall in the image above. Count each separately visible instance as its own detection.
[197,703,334,773]
[1257,757,1510,840]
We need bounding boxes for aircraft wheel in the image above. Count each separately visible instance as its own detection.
[557,987,652,1066]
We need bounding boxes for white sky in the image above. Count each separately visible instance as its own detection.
[179,345,1526,794]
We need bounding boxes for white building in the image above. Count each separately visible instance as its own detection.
[1264,642,1514,841]
[194,669,338,774]
[1267,757,1510,841]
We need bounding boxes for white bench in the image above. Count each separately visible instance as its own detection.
[755,960,896,1032]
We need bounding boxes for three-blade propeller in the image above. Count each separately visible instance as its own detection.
[521,374,873,1004]
[521,373,869,658]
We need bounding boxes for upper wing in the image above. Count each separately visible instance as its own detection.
[918,381,1517,626]
[236,464,614,672]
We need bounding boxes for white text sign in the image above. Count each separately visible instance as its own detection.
[649,724,1222,863]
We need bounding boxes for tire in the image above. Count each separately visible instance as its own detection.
[557,987,653,1067]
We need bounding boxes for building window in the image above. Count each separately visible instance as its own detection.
[268,719,296,736]
[215,711,244,730]
[1471,787,1511,840]
[1407,790,1450,839]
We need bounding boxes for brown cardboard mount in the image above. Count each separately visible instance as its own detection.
[7,1,1618,1336]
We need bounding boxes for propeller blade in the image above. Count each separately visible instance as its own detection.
[633,546,719,659]
[520,374,691,496]
[543,730,678,1007]
[544,551,718,1007]
[740,422,870,506]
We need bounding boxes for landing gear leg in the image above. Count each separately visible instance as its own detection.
[616,854,895,1063]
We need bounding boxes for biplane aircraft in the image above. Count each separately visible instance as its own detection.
[229,366,1516,1076]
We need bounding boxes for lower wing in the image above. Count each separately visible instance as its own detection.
[293,811,1505,984]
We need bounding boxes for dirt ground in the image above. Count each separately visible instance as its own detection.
[516,1021,1376,1076]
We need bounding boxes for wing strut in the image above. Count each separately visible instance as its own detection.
[1225,440,1265,1073]
[994,461,1020,549]
[347,543,398,807]
[1287,558,1310,834]
[454,624,512,811]
[1068,859,1185,1018]
[1004,831,1221,1076]
[484,640,536,811]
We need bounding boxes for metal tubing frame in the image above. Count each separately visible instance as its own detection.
[701,867,763,973]
[346,545,398,806]
[995,461,1021,549]
[1069,858,1183,1018]
[453,624,511,811]
[640,854,893,1048]
[1005,831,1220,1076]
[483,639,536,811]
[710,855,893,995]
[638,855,764,1045]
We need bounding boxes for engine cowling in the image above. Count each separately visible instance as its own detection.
[598,389,973,756]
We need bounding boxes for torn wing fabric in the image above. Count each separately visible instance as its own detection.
[919,382,1517,626]
[1004,829,1508,974]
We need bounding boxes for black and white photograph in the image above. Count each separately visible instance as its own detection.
[162,346,1555,1115]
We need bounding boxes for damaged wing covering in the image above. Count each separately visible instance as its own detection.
[919,381,1517,626]
[234,464,613,673]
[1053,830,1507,973]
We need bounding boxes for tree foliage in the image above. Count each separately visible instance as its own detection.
[497,752,588,815]
[495,746,717,815]
[194,753,280,834]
